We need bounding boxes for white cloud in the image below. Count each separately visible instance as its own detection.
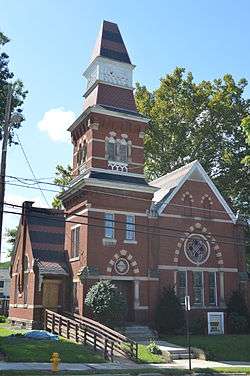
[37,107,76,143]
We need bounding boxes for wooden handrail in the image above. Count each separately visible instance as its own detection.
[44,309,138,361]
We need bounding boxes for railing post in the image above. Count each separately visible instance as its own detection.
[135,342,138,359]
[110,341,114,362]
[75,323,78,342]
[52,313,55,333]
[58,316,62,336]
[67,320,70,339]
[84,327,87,345]
[104,338,108,360]
[44,310,47,331]
[93,333,97,351]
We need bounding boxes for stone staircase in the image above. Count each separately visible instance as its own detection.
[157,341,195,360]
[122,325,157,342]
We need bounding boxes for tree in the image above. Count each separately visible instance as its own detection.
[0,32,27,143]
[155,285,185,334]
[52,164,73,209]
[227,290,249,333]
[5,226,18,258]
[85,280,127,326]
[241,115,250,166]
[135,67,250,215]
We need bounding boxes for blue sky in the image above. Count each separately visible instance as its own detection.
[1,0,250,260]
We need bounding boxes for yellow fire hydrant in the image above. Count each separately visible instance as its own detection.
[50,352,61,373]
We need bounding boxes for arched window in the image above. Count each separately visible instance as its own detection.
[119,138,128,163]
[203,197,212,219]
[107,137,116,161]
[77,141,87,166]
[184,196,192,217]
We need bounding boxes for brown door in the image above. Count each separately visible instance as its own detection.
[42,280,61,312]
[113,281,134,322]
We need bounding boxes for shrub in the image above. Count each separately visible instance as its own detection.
[227,290,250,333]
[0,315,6,323]
[189,315,207,335]
[228,313,249,334]
[147,341,162,355]
[155,285,185,334]
[85,280,127,327]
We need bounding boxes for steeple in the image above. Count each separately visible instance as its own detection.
[91,20,131,64]
[83,20,137,112]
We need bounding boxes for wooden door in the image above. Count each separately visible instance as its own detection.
[113,281,134,322]
[42,281,60,311]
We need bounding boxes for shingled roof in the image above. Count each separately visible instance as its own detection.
[26,204,69,277]
[91,20,131,64]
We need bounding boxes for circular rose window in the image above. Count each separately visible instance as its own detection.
[114,258,130,275]
[184,235,210,265]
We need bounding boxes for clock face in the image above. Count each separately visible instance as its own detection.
[114,258,130,275]
[184,235,210,265]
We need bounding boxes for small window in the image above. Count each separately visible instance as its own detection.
[71,227,80,258]
[184,196,192,217]
[126,215,135,240]
[107,138,116,161]
[208,272,216,305]
[120,140,128,163]
[0,281,4,288]
[178,271,187,304]
[203,197,211,219]
[104,213,115,239]
[193,271,203,305]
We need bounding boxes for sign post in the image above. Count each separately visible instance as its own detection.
[185,295,191,371]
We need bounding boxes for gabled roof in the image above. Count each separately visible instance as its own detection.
[91,20,131,64]
[150,160,236,223]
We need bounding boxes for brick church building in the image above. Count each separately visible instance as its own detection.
[9,21,248,331]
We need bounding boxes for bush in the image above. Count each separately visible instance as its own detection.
[228,313,249,334]
[189,316,207,335]
[147,341,162,355]
[0,315,6,323]
[85,280,127,327]
[155,285,185,334]
[227,290,250,333]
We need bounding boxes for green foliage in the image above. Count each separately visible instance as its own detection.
[0,32,27,144]
[189,315,207,335]
[135,67,250,215]
[241,115,250,166]
[227,290,250,333]
[147,340,162,355]
[137,344,166,363]
[52,164,73,209]
[84,280,127,326]
[5,226,18,258]
[155,285,185,334]
[0,316,6,323]
[0,261,10,269]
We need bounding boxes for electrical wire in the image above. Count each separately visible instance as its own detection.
[3,202,246,246]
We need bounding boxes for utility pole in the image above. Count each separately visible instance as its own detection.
[0,84,13,259]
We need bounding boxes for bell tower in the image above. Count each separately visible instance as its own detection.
[64,20,153,207]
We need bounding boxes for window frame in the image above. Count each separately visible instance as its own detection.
[125,215,135,241]
[193,271,204,306]
[208,271,217,306]
[177,271,187,305]
[104,213,115,239]
[71,226,80,259]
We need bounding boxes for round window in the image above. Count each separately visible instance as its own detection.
[184,235,210,265]
[114,258,130,275]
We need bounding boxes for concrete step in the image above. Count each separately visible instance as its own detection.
[122,325,157,342]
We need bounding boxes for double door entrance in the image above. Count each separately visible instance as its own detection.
[113,280,134,322]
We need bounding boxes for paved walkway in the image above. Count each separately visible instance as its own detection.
[0,359,250,371]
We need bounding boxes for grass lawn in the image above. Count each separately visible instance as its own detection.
[0,326,104,363]
[137,344,166,363]
[165,334,250,361]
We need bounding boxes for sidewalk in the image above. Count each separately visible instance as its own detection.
[0,359,250,372]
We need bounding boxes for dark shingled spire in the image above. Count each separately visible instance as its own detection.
[91,20,131,64]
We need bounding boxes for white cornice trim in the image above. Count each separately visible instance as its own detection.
[160,213,233,224]
[83,56,135,77]
[91,167,145,179]
[91,105,150,123]
[89,207,147,217]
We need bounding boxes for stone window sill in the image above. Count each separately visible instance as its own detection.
[102,238,117,246]
[70,256,80,262]
[124,239,137,244]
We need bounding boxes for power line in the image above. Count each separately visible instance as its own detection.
[3,202,246,246]
[15,134,50,206]
[5,174,237,216]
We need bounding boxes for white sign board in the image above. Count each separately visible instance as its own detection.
[207,312,224,335]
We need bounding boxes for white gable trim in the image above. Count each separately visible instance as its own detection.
[157,161,236,223]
